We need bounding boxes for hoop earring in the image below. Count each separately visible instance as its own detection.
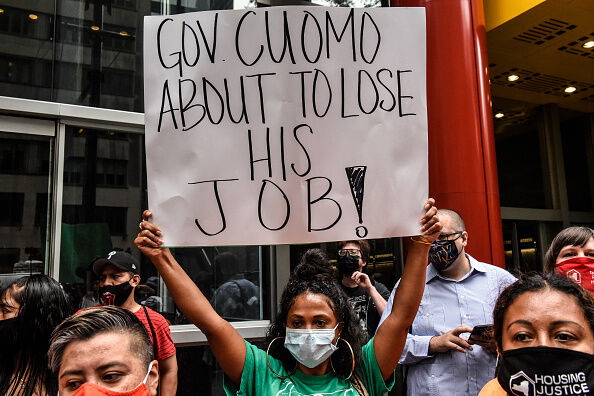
[329,338,355,381]
[266,337,296,379]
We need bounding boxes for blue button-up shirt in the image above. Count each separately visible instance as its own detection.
[377,255,516,396]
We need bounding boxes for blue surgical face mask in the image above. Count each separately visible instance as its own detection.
[284,324,339,368]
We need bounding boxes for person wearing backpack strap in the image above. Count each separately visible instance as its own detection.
[91,251,178,396]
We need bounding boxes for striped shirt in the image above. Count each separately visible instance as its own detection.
[134,306,176,361]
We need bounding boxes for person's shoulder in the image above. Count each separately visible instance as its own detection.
[481,262,509,274]
[474,260,516,291]
[216,280,242,294]
[139,306,169,325]
[483,262,516,281]
[478,378,506,396]
[472,257,514,277]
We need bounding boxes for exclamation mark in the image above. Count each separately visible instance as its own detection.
[345,166,368,238]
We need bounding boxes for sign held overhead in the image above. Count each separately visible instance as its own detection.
[143,6,428,246]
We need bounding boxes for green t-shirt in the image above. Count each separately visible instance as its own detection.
[224,337,395,396]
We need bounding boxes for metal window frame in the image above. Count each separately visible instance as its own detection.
[172,321,270,346]
[0,95,271,342]
[0,112,56,274]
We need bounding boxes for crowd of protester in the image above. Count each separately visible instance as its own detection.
[1,200,593,395]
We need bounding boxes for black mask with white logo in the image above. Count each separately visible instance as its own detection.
[99,281,134,306]
[337,254,360,276]
[498,346,593,396]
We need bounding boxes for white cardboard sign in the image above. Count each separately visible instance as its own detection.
[143,6,427,246]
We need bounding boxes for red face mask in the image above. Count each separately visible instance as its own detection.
[555,257,594,294]
[70,362,153,396]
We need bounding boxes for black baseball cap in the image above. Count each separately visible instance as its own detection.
[92,251,140,276]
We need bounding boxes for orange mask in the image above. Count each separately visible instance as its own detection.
[71,362,153,396]
[71,382,150,396]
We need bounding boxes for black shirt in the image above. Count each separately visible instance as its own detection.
[341,280,390,339]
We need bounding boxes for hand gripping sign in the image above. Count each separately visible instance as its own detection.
[143,6,427,246]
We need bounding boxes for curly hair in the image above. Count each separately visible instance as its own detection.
[0,275,72,396]
[544,226,594,273]
[493,272,594,351]
[266,248,364,379]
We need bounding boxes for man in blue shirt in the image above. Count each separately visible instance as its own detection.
[378,209,516,396]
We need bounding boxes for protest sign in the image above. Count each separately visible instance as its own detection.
[143,6,427,246]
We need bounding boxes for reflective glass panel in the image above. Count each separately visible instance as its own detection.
[291,238,403,293]
[0,131,53,288]
[502,220,563,274]
[560,108,594,212]
[0,0,236,111]
[59,126,146,307]
[494,101,550,209]
[168,246,268,324]
[60,125,270,325]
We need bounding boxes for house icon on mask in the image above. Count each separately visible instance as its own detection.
[509,371,535,396]
[567,269,581,284]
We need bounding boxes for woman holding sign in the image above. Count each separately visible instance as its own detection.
[135,199,440,395]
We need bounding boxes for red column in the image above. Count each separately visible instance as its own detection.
[392,0,505,267]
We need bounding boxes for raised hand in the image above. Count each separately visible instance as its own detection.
[351,271,373,292]
[418,198,441,243]
[135,210,169,262]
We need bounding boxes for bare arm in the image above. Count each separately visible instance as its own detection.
[373,199,441,380]
[351,272,387,316]
[135,211,246,386]
[158,355,178,396]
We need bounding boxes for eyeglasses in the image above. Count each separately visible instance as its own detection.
[338,249,361,257]
[437,231,463,242]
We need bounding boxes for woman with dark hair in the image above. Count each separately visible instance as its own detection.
[0,274,72,396]
[478,273,594,395]
[544,226,594,294]
[135,199,440,395]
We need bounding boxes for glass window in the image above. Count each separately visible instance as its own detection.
[290,238,403,293]
[0,131,53,288]
[60,126,270,325]
[494,100,550,209]
[168,246,269,324]
[60,126,145,304]
[0,0,236,111]
[312,0,385,5]
[560,108,594,212]
[502,220,563,274]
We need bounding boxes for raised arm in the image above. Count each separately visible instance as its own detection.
[350,272,387,316]
[373,199,441,380]
[135,210,246,385]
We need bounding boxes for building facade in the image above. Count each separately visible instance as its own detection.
[0,0,593,395]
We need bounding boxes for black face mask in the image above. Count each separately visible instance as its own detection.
[0,316,19,334]
[497,346,594,396]
[428,239,461,271]
[0,317,19,360]
[337,254,360,276]
[99,281,134,306]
